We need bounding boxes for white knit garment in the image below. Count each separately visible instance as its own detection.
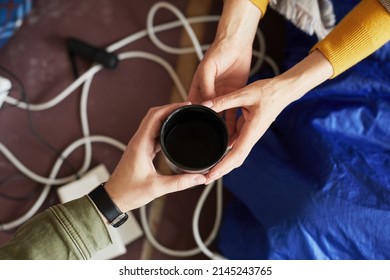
[378,0,390,12]
[269,0,336,40]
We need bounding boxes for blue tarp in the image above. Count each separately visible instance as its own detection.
[218,0,390,259]
[0,0,31,48]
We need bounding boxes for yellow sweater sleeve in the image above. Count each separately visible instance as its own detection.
[312,0,390,78]
[250,0,269,17]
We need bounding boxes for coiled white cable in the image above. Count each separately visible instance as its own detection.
[0,52,186,187]
[3,16,217,111]
[140,180,223,258]
[192,178,225,260]
[0,143,77,185]
[0,135,126,231]
[4,64,102,110]
[0,51,188,231]
[3,17,272,111]
[147,2,205,61]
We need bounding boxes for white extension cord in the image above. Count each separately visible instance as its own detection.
[0,1,279,259]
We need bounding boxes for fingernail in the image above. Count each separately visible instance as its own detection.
[201,100,213,108]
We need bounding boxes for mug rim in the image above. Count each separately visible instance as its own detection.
[160,104,228,172]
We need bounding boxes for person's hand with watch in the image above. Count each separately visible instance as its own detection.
[89,102,207,228]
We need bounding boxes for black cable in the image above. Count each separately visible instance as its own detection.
[0,64,80,178]
[66,38,119,70]
[66,37,121,80]
[67,50,80,79]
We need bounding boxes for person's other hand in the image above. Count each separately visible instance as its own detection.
[188,38,253,144]
[104,102,207,212]
[187,0,261,144]
[201,50,333,183]
[201,79,288,184]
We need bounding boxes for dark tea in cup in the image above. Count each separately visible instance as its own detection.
[160,105,228,174]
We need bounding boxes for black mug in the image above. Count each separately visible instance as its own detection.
[160,105,228,174]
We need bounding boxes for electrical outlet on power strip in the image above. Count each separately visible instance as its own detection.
[56,164,143,260]
[0,76,11,109]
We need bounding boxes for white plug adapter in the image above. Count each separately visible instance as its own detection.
[0,76,11,109]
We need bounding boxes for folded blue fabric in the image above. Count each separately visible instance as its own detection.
[218,0,390,259]
[0,0,31,48]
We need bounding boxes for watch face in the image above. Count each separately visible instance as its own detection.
[111,213,129,228]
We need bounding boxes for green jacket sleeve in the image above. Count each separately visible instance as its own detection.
[0,196,112,260]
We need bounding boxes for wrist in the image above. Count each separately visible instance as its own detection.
[88,183,129,228]
[103,179,128,212]
[215,0,261,45]
[274,50,333,103]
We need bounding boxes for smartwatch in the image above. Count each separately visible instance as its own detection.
[88,182,128,228]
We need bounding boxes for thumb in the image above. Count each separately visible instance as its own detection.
[159,173,207,194]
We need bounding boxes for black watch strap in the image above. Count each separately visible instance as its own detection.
[88,183,128,228]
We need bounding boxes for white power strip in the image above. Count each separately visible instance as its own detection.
[56,164,143,260]
[0,76,11,109]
